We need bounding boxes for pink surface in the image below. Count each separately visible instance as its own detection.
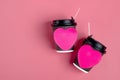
[78,45,102,68]
[54,28,77,50]
[0,0,120,80]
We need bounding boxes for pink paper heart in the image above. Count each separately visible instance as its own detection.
[54,28,77,50]
[78,45,102,68]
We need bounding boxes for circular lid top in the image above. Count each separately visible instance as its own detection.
[52,17,77,27]
[84,35,107,54]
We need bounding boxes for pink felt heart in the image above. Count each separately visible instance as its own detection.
[78,45,102,68]
[53,28,77,50]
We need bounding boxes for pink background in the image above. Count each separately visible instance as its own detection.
[0,0,120,80]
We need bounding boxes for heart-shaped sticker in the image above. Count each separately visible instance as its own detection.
[54,28,77,50]
[78,45,102,68]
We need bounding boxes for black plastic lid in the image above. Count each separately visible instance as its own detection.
[52,17,77,27]
[83,35,107,54]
